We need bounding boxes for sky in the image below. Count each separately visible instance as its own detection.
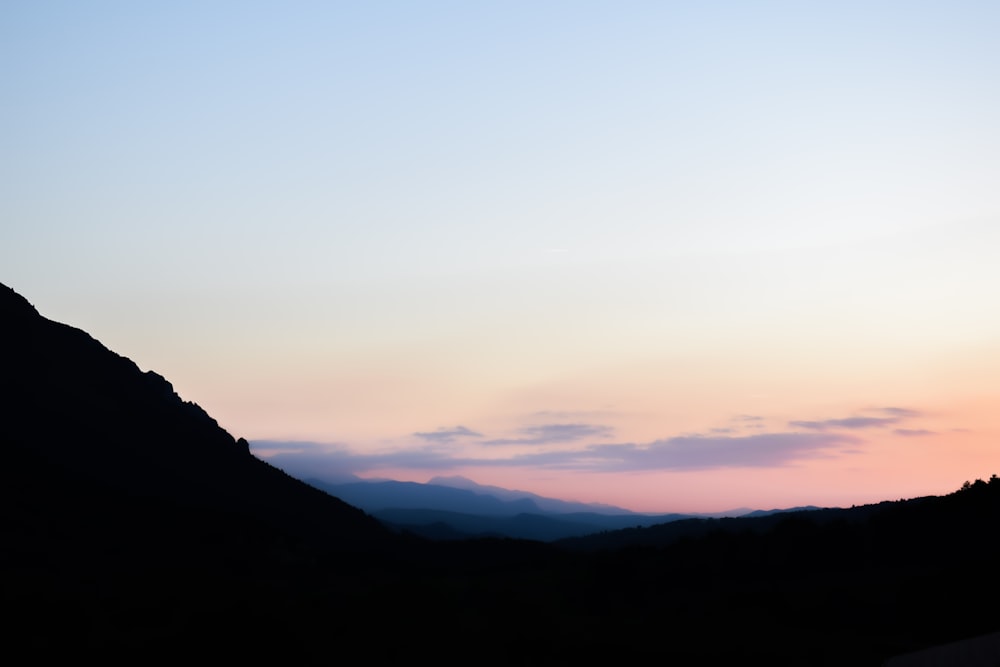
[3,1,999,512]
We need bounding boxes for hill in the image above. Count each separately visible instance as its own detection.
[0,282,397,658]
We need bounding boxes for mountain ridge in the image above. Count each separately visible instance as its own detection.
[300,473,819,541]
[306,476,712,540]
[427,474,635,514]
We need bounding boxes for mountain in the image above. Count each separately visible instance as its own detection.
[308,476,698,540]
[372,507,691,542]
[427,474,766,519]
[0,282,387,547]
[0,282,401,657]
[428,474,635,514]
[310,478,543,516]
[4,280,998,664]
[739,504,823,517]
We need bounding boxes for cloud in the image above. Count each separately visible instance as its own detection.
[249,440,337,453]
[532,409,620,419]
[894,428,935,437]
[249,440,364,480]
[483,423,614,446]
[502,432,860,471]
[413,425,482,442]
[723,414,765,431]
[250,439,467,480]
[788,407,925,432]
[250,406,926,484]
[790,416,900,431]
[880,407,923,418]
[251,429,860,478]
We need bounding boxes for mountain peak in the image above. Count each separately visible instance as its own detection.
[428,475,479,488]
[0,282,41,320]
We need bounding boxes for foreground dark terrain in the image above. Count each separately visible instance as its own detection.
[2,282,997,664]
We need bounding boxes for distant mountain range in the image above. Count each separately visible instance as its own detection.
[427,474,635,513]
[304,474,823,541]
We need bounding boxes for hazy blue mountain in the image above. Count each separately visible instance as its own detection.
[427,475,635,514]
[308,478,542,516]
[428,475,763,519]
[303,473,815,541]
[307,476,712,540]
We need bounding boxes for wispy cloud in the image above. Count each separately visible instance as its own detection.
[413,425,482,442]
[250,440,339,453]
[252,406,919,480]
[250,440,465,480]
[483,423,614,446]
[894,428,936,437]
[251,429,860,477]
[532,409,621,420]
[790,416,900,431]
[789,406,924,432]
[881,407,923,418]
[735,414,764,422]
[726,414,766,431]
[502,432,861,471]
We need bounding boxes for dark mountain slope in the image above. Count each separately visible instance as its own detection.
[0,282,414,658]
[0,282,386,547]
[0,286,387,576]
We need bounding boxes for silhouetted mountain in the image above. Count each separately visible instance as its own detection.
[0,282,401,658]
[0,282,387,547]
[555,504,847,550]
[374,507,692,541]
[740,504,823,517]
[556,499,934,551]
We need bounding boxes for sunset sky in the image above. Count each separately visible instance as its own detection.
[3,2,999,512]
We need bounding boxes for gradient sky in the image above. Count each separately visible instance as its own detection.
[4,2,999,512]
